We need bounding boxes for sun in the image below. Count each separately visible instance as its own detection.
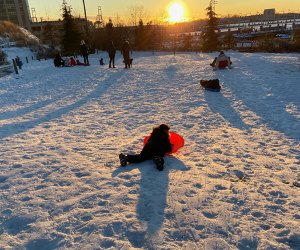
[168,2,185,22]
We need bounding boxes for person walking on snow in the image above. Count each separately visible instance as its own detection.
[121,40,132,69]
[107,40,116,68]
[119,124,173,171]
[80,40,89,65]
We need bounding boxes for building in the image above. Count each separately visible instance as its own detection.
[0,0,32,30]
[31,18,93,44]
[263,9,276,21]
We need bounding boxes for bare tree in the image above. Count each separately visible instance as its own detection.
[127,5,149,26]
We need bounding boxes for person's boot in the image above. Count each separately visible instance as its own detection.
[153,156,164,171]
[119,153,128,167]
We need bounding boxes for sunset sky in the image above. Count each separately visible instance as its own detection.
[28,0,300,23]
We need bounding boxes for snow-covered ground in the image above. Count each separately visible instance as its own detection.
[0,49,299,249]
[2,47,34,62]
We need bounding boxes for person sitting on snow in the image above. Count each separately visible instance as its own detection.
[64,58,72,67]
[70,57,77,66]
[210,51,232,68]
[54,54,65,67]
[119,124,173,171]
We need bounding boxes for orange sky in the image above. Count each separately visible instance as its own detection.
[28,0,300,23]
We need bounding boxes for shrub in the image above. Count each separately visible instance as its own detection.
[0,21,39,47]
[0,49,8,65]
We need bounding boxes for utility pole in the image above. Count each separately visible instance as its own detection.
[95,6,103,28]
[82,0,88,35]
[210,0,217,13]
[31,8,38,22]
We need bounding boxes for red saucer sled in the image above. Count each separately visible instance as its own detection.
[144,131,185,154]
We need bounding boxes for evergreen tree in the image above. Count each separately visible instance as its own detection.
[201,4,219,52]
[61,1,82,55]
[0,49,7,65]
[43,22,55,46]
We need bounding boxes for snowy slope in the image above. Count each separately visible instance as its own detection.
[2,47,35,62]
[0,51,299,249]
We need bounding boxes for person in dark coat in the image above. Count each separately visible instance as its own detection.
[121,40,132,69]
[119,124,173,171]
[80,40,89,65]
[107,40,116,68]
[15,56,23,69]
[54,54,65,67]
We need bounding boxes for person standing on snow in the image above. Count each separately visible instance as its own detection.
[80,40,89,65]
[107,40,116,68]
[119,124,173,171]
[121,40,132,69]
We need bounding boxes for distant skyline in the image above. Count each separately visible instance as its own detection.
[28,0,300,23]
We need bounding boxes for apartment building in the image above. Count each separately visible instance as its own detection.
[0,0,31,30]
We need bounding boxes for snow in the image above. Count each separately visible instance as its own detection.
[2,47,34,62]
[0,50,299,249]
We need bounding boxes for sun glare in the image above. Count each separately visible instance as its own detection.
[168,2,185,22]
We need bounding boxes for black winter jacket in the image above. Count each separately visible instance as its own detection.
[143,128,172,156]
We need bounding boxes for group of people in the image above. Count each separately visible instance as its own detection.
[53,54,87,67]
[54,40,89,68]
[107,40,133,69]
[54,39,133,69]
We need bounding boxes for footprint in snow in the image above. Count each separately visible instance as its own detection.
[185,189,197,197]
[202,210,218,219]
[193,183,202,189]
[75,172,91,178]
[251,211,263,218]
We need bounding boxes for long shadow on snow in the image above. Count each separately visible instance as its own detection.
[112,156,188,247]
[244,93,300,141]
[204,89,249,131]
[0,71,121,139]
[0,93,67,120]
[223,58,300,141]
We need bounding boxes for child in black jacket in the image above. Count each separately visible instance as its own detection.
[119,124,173,171]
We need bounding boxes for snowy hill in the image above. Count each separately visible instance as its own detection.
[0,21,39,47]
[2,47,35,61]
[0,51,299,249]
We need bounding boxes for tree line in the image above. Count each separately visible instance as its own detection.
[45,1,300,55]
